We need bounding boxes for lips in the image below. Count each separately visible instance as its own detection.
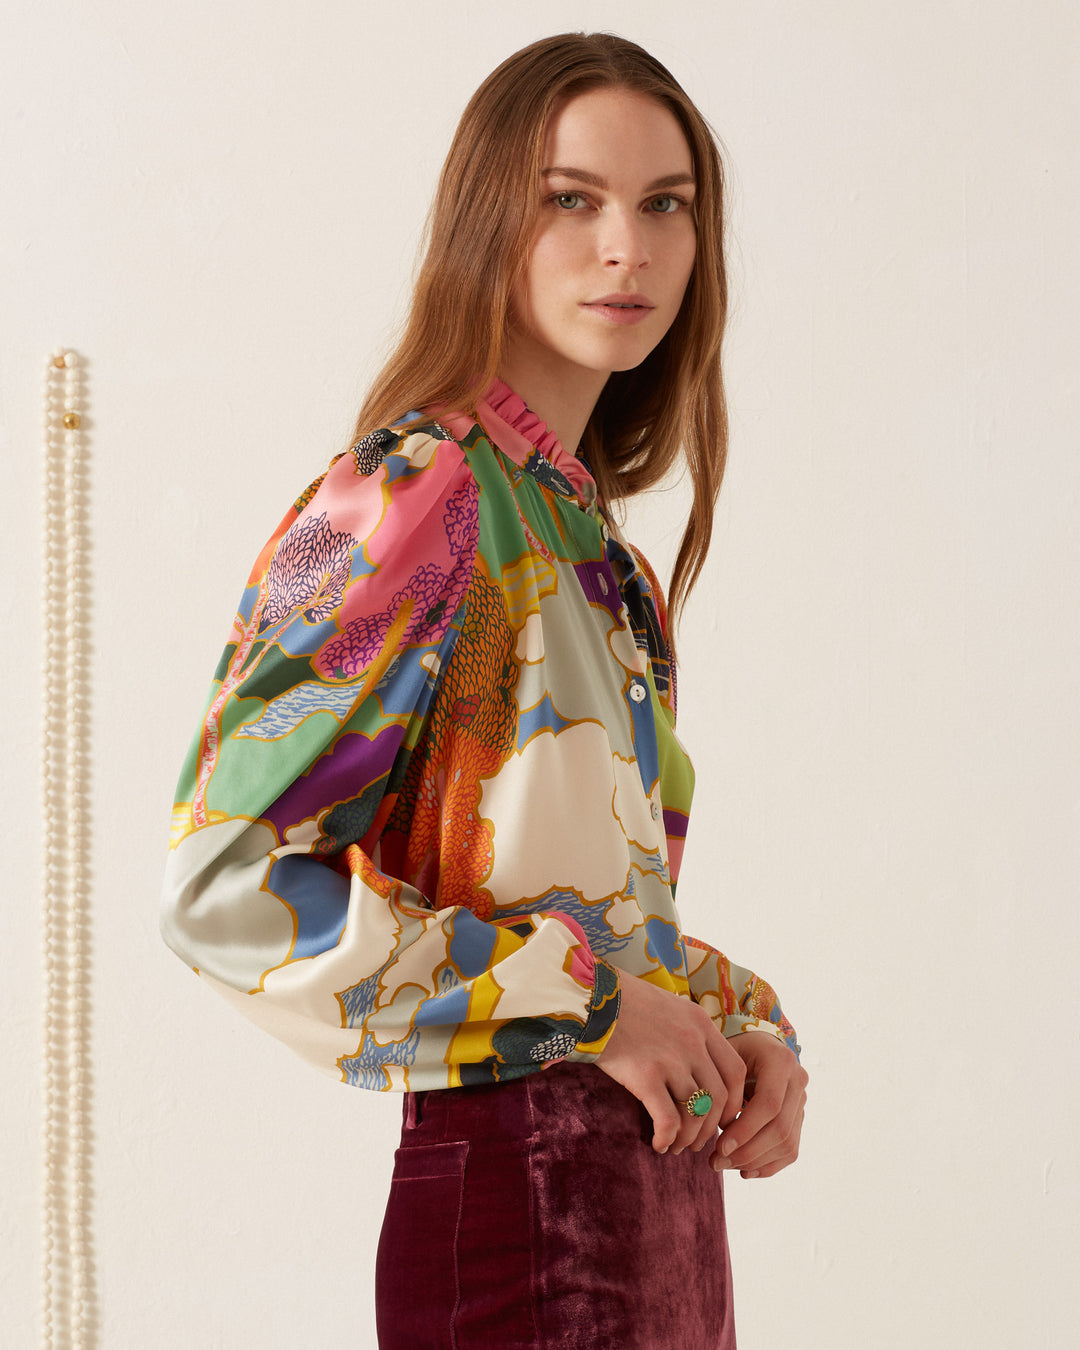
[587,292,654,309]
[582,293,655,325]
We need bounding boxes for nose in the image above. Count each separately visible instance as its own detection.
[601,208,650,270]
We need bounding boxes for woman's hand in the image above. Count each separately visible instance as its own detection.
[594,969,747,1155]
[710,1031,808,1179]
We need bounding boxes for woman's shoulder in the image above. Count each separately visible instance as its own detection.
[344,411,465,476]
[304,410,482,515]
[245,414,481,594]
[310,413,461,497]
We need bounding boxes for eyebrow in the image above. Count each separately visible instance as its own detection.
[542,167,696,192]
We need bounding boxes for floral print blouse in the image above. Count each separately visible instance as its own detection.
[162,379,798,1091]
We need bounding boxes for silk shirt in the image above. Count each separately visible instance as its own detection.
[162,379,798,1091]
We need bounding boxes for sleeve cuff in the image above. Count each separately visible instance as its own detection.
[722,1014,802,1061]
[566,958,621,1061]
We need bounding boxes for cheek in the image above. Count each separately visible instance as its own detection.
[524,234,569,308]
[510,256,547,333]
[676,230,697,290]
[509,273,529,328]
[668,245,696,315]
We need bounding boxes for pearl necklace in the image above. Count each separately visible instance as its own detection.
[41,348,95,1348]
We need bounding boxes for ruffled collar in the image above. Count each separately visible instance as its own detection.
[483,376,567,459]
[439,377,597,507]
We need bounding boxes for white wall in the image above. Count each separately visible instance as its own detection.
[3,1,1077,1345]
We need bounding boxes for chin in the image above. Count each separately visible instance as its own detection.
[609,353,653,373]
[604,343,661,374]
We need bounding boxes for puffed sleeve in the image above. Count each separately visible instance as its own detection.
[162,425,620,1092]
[628,544,801,1060]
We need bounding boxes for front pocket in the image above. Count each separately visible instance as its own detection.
[375,1141,469,1349]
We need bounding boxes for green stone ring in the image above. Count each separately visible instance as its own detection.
[682,1089,713,1118]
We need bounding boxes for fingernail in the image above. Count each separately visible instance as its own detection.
[742,1170,760,1179]
[711,1157,729,1173]
[721,1136,738,1157]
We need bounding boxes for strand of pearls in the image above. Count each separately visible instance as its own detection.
[41,348,96,1349]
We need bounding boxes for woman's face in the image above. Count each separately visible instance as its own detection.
[506,86,697,394]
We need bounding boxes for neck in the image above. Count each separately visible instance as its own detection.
[497,350,608,455]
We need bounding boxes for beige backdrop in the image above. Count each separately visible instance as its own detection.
[3,1,1077,1345]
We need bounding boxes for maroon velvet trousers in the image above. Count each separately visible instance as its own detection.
[375,1061,736,1349]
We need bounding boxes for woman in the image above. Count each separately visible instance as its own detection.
[163,31,808,1349]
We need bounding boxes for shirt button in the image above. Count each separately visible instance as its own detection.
[651,802,661,820]
[600,523,610,542]
[629,681,646,703]
[598,573,609,596]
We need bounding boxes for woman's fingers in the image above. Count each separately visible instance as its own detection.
[669,1068,725,1154]
[730,1092,805,1177]
[662,1023,744,1154]
[676,1030,747,1153]
[638,1086,686,1154]
[706,1027,748,1129]
[594,971,746,1154]
[724,1088,804,1175]
[708,1031,808,1178]
[738,1102,806,1178]
[623,1068,723,1155]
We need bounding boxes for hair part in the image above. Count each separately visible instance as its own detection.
[351,31,730,633]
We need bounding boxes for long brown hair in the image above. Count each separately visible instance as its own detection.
[351,32,730,629]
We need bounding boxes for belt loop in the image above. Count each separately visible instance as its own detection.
[404,1091,424,1129]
